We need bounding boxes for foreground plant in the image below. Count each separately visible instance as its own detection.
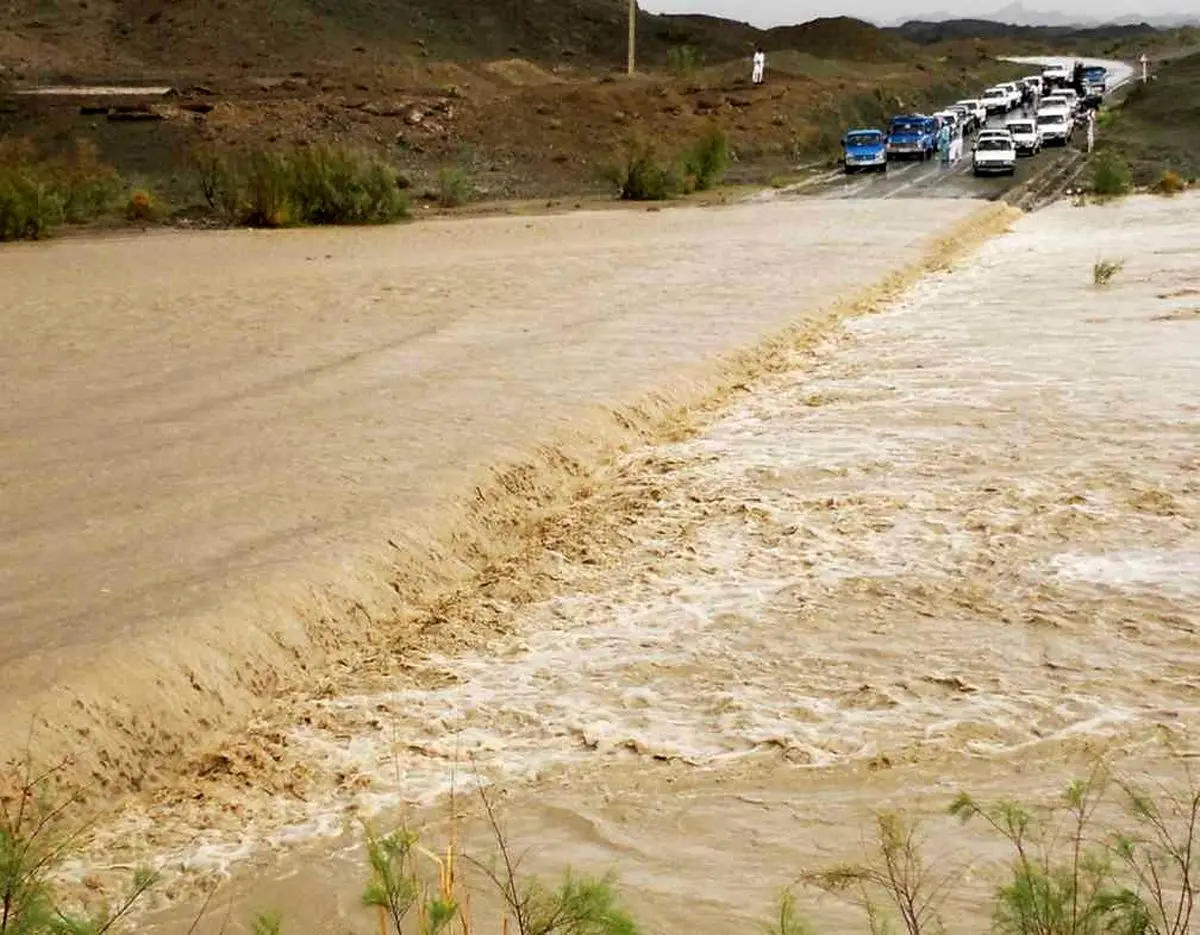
[952,769,1115,935]
[800,812,956,935]
[0,758,155,935]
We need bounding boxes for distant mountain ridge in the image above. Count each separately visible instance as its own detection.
[891,3,1199,28]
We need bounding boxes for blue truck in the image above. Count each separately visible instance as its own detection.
[841,128,888,173]
[886,114,937,161]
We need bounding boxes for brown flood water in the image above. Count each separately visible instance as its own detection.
[5,194,1198,933]
[0,199,974,784]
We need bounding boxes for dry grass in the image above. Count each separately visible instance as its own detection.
[1093,258,1124,287]
[1152,170,1187,195]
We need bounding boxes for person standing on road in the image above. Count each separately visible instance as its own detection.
[937,121,951,166]
[1086,109,1095,153]
[751,46,766,85]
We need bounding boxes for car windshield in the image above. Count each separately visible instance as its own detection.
[846,132,882,145]
[984,90,1004,98]
[891,121,921,133]
[977,139,1011,151]
[1038,114,1064,125]
[1008,123,1033,133]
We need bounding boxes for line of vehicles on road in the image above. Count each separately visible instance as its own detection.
[841,61,1107,178]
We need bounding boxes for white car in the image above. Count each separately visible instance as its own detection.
[976,128,1014,144]
[982,87,1010,114]
[1036,108,1073,146]
[973,135,1017,176]
[1005,118,1041,155]
[957,99,989,126]
[999,82,1023,107]
[1057,88,1081,113]
[1042,62,1071,87]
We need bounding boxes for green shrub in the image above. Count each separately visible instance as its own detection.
[437,166,472,208]
[666,45,702,77]
[1091,150,1132,197]
[0,138,123,241]
[0,168,64,241]
[601,139,683,201]
[683,125,731,191]
[291,146,409,223]
[197,144,409,227]
[53,139,124,224]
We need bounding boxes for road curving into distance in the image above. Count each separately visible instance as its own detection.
[787,55,1136,203]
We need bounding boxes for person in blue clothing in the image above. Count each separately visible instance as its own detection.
[937,121,951,166]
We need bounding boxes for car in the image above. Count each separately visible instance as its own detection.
[1042,62,1071,88]
[976,128,1014,143]
[948,104,977,133]
[1036,108,1073,146]
[1054,87,1081,113]
[1022,75,1044,94]
[934,110,962,135]
[1082,64,1108,102]
[956,99,989,126]
[973,135,1017,176]
[999,82,1023,107]
[886,114,937,160]
[1005,117,1041,155]
[842,128,888,173]
[982,87,1010,115]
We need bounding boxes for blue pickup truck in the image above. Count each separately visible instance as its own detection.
[841,128,888,173]
[886,115,937,161]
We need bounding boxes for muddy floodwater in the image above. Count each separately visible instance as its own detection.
[0,200,975,779]
[5,194,1199,933]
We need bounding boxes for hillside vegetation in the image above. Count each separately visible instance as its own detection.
[1097,50,1200,185]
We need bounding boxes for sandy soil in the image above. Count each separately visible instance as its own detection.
[0,198,977,793]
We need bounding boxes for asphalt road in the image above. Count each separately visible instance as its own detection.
[788,55,1135,203]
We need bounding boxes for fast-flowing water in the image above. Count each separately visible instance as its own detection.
[6,194,1197,933]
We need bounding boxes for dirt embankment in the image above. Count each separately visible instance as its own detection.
[0,53,1027,208]
[1099,51,1200,184]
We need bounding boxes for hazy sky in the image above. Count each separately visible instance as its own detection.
[639,0,1192,27]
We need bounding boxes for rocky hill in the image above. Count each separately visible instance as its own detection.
[0,0,926,80]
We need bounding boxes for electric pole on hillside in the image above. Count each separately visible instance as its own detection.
[627,0,637,74]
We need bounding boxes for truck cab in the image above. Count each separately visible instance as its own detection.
[886,115,936,161]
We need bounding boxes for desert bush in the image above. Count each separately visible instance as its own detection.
[0,759,156,935]
[1093,258,1125,286]
[0,138,123,240]
[291,146,409,223]
[600,139,683,201]
[800,812,953,935]
[51,139,124,225]
[0,168,64,241]
[1152,170,1186,196]
[666,45,702,77]
[1091,150,1133,197]
[124,189,164,223]
[683,124,731,191]
[195,144,408,227]
[437,166,472,208]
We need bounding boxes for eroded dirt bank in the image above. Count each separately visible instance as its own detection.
[123,193,1200,934]
[0,198,980,793]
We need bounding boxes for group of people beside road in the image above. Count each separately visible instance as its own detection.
[936,120,964,167]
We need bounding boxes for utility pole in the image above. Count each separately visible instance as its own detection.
[627,0,636,75]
